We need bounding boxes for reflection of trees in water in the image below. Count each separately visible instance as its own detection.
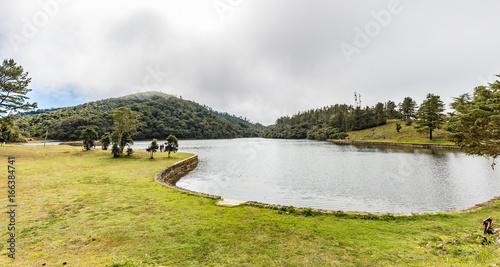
[179,139,497,213]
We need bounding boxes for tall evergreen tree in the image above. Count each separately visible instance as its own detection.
[375,102,386,125]
[415,93,445,140]
[0,59,37,119]
[399,97,417,122]
[0,59,37,142]
[450,76,500,166]
[385,100,398,119]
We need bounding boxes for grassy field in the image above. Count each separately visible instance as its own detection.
[345,120,455,145]
[1,145,500,266]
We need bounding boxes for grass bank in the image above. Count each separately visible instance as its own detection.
[344,119,454,145]
[1,145,500,266]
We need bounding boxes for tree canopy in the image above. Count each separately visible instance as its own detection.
[111,107,139,155]
[263,101,396,140]
[146,139,159,159]
[0,59,37,142]
[100,133,111,150]
[399,97,417,122]
[165,135,178,157]
[450,76,500,165]
[80,126,98,151]
[17,92,264,141]
[0,59,37,119]
[415,93,445,140]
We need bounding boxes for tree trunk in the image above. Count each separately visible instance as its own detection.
[429,128,433,140]
[484,217,494,234]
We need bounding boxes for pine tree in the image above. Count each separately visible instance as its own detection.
[450,76,500,166]
[0,59,37,119]
[415,93,445,140]
[399,97,417,122]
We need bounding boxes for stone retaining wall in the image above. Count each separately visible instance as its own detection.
[156,155,199,186]
[155,155,221,199]
[328,139,460,150]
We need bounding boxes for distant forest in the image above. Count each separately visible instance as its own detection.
[17,92,265,141]
[263,96,401,140]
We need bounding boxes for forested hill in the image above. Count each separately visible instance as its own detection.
[17,91,264,141]
[263,101,399,140]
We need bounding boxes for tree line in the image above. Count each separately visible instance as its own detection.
[16,91,265,141]
[80,106,180,158]
[263,93,448,141]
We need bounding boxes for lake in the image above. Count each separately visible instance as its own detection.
[136,138,500,213]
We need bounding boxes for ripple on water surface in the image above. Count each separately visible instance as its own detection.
[133,138,500,213]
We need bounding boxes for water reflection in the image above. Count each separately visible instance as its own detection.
[133,138,500,213]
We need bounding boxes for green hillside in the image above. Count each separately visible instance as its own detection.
[345,119,454,145]
[17,91,264,141]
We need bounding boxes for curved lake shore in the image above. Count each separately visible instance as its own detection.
[327,139,460,150]
[140,138,500,214]
[157,151,500,216]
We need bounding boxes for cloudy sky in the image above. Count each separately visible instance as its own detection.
[1,0,500,125]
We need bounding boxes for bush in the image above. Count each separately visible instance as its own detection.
[302,207,313,217]
[111,143,120,158]
[126,147,134,156]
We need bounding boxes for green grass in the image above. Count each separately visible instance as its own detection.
[1,145,500,266]
[345,120,455,145]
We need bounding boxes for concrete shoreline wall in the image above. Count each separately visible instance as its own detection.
[155,155,221,199]
[155,155,199,186]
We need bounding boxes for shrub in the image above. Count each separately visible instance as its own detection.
[126,147,134,156]
[302,207,313,217]
[111,143,120,158]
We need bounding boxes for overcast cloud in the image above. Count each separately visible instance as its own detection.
[1,0,500,125]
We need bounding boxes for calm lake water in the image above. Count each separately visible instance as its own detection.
[137,138,500,213]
